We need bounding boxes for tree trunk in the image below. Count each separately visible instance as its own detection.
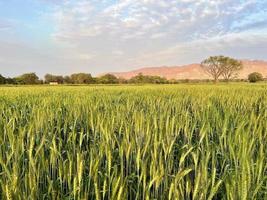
[214,77,218,84]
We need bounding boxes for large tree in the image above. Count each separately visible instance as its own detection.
[221,58,243,81]
[201,56,226,83]
[97,74,119,84]
[201,56,242,83]
[70,73,94,84]
[16,73,39,84]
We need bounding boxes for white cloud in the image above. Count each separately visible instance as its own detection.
[78,53,95,61]
[0,0,267,77]
[36,0,267,71]
[51,0,266,43]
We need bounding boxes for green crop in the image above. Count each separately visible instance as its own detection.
[0,84,266,199]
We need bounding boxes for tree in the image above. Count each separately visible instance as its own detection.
[201,56,243,82]
[97,74,119,84]
[200,56,227,83]
[129,73,167,84]
[5,78,16,84]
[129,73,146,84]
[70,73,94,84]
[248,72,263,83]
[149,76,167,84]
[201,56,225,83]
[44,74,64,84]
[16,73,39,84]
[0,74,6,84]
[118,77,128,84]
[221,58,243,81]
[44,74,53,83]
[63,76,73,84]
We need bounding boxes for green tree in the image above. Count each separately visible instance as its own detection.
[44,74,64,84]
[129,73,167,84]
[70,73,94,84]
[63,76,73,84]
[5,78,16,84]
[0,74,6,84]
[16,73,39,84]
[129,73,146,83]
[248,72,263,83]
[118,77,128,84]
[98,74,119,84]
[149,75,167,84]
[221,58,243,81]
[201,56,241,83]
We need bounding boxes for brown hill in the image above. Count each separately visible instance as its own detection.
[110,60,267,80]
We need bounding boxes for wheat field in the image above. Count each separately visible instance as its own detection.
[0,84,266,199]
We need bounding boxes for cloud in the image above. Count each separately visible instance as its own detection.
[0,0,267,77]
[49,1,267,58]
[51,0,266,42]
[131,31,267,66]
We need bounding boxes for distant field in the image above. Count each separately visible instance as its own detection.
[0,84,266,199]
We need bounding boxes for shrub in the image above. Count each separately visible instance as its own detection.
[248,72,263,83]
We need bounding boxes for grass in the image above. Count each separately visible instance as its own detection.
[0,84,266,199]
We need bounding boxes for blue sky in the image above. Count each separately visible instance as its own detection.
[0,0,267,77]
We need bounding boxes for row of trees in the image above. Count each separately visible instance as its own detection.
[0,73,169,85]
[0,74,18,84]
[0,71,263,85]
[44,73,169,84]
[0,56,265,85]
[44,73,122,84]
[0,73,41,85]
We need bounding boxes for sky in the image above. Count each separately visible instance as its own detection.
[0,0,267,77]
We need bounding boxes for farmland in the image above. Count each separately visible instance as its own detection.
[0,84,266,199]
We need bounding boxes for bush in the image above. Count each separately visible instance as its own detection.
[97,74,119,84]
[129,73,167,84]
[248,72,263,83]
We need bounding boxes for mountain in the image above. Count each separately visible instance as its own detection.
[110,60,267,80]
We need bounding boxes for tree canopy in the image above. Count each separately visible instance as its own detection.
[221,58,243,80]
[16,73,39,84]
[44,74,64,84]
[201,56,243,83]
[129,73,167,84]
[97,74,119,84]
[0,74,6,84]
[248,72,263,83]
[70,73,94,84]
